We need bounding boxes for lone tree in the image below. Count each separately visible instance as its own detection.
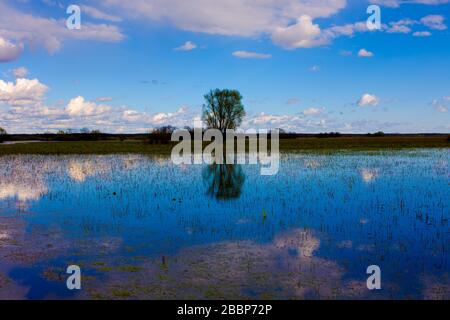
[0,127,7,143]
[202,89,245,134]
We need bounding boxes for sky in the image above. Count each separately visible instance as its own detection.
[0,0,449,134]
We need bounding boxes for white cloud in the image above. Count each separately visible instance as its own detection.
[245,112,302,127]
[370,0,450,8]
[175,41,197,51]
[271,19,370,50]
[432,97,449,113]
[81,5,122,22]
[152,106,188,124]
[0,75,201,133]
[309,65,320,72]
[94,0,356,49]
[0,37,23,63]
[387,19,416,33]
[303,107,325,116]
[358,49,374,58]
[0,2,124,60]
[12,67,29,78]
[358,94,380,107]
[98,0,347,37]
[66,96,112,117]
[0,78,48,106]
[232,51,271,59]
[413,31,432,37]
[271,15,327,49]
[324,21,369,37]
[420,15,447,30]
[382,15,447,36]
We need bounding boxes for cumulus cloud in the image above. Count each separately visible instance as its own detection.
[324,21,369,38]
[152,106,189,124]
[387,19,416,33]
[271,18,373,50]
[370,0,450,8]
[232,51,271,59]
[175,41,197,51]
[271,15,326,49]
[420,15,447,30]
[0,78,48,106]
[0,37,23,63]
[1,0,445,59]
[383,15,446,36]
[93,0,362,49]
[66,96,112,117]
[0,2,124,60]
[358,94,380,107]
[358,49,374,58]
[241,111,376,133]
[413,31,432,37]
[244,112,303,128]
[81,5,122,22]
[303,107,325,116]
[98,0,347,37]
[0,75,200,133]
[12,67,29,78]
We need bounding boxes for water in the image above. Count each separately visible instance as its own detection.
[0,150,448,299]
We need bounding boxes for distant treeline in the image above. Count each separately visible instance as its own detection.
[5,132,148,142]
[2,127,449,144]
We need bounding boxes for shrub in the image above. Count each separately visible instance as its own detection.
[147,126,176,144]
[316,132,342,138]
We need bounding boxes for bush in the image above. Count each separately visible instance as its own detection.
[367,131,385,137]
[147,126,176,144]
[53,129,106,141]
[316,132,342,138]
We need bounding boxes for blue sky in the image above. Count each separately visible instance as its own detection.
[0,0,449,133]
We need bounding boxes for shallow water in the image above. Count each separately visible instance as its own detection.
[0,150,449,299]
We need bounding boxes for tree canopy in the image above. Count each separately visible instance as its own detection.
[202,89,245,134]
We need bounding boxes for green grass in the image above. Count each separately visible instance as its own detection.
[0,141,173,155]
[0,136,448,155]
[117,265,144,273]
[279,136,449,151]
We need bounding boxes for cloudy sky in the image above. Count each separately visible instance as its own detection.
[0,0,449,133]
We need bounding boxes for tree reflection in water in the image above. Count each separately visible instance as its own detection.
[202,163,245,200]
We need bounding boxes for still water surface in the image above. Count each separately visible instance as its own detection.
[0,150,448,299]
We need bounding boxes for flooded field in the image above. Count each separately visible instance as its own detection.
[0,150,449,299]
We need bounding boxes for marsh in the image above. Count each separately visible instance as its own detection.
[0,149,448,299]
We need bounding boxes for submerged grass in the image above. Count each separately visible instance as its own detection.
[0,136,448,155]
